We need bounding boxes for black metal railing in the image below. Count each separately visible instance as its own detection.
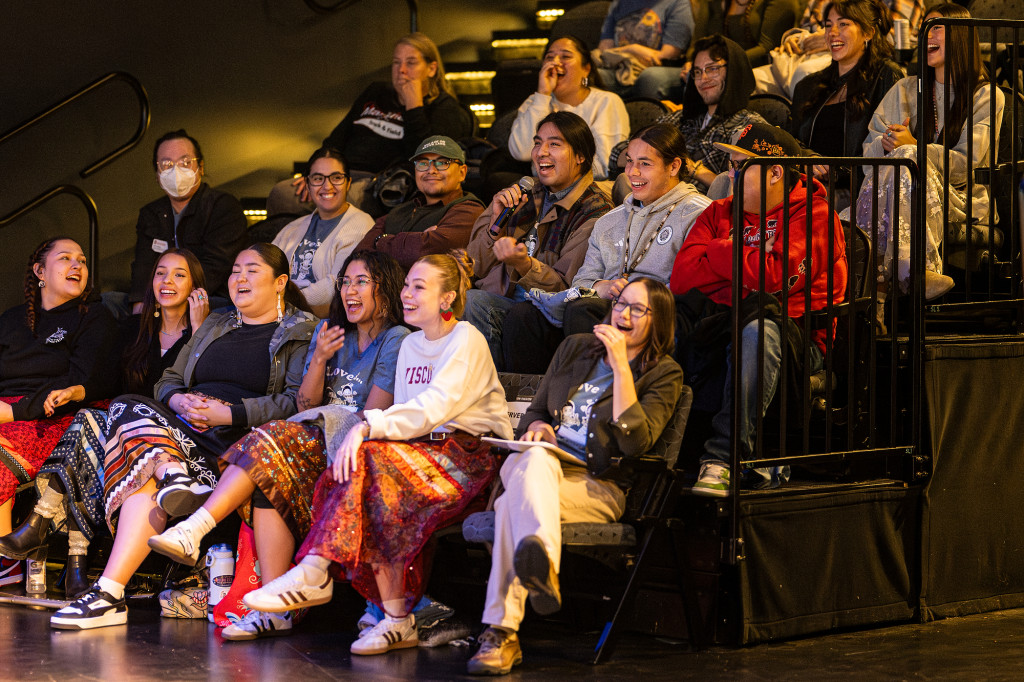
[919,18,1024,323]
[719,156,924,559]
[0,71,150,286]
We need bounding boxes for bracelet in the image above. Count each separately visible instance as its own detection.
[373,233,387,248]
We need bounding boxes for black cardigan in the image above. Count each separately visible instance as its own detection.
[518,333,683,479]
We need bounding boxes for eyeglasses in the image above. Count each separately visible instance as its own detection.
[612,299,652,319]
[337,276,375,291]
[413,158,459,172]
[692,62,726,80]
[308,172,348,187]
[157,156,199,172]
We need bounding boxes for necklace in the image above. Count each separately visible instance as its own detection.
[160,314,185,337]
[620,202,677,278]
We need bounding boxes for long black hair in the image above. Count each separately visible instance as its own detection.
[241,242,313,314]
[24,236,91,335]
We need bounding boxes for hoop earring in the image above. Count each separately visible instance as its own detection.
[154,304,161,318]
[277,294,284,323]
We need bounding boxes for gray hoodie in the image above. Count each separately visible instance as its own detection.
[572,179,711,288]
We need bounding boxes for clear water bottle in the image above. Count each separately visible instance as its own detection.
[26,559,46,595]
[205,544,234,622]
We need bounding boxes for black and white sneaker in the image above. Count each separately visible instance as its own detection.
[51,585,128,630]
[156,471,213,517]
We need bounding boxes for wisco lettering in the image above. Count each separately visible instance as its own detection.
[405,365,433,384]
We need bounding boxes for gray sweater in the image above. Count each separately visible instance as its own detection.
[572,179,712,288]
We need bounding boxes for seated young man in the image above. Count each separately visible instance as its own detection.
[500,123,712,374]
[669,121,847,495]
[352,135,483,269]
[609,34,767,197]
[464,112,614,367]
[129,130,247,313]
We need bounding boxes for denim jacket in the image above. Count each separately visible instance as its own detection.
[155,305,316,426]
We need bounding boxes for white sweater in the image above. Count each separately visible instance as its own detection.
[508,90,630,181]
[272,207,375,316]
[363,321,514,441]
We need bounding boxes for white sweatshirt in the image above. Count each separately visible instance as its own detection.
[363,321,514,440]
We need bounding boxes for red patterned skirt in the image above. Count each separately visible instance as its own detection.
[297,433,497,614]
[221,421,328,542]
[0,397,108,505]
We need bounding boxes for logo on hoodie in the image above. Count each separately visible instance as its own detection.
[656,225,673,245]
[45,327,67,344]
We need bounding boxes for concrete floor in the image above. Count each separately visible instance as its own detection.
[1,592,1023,681]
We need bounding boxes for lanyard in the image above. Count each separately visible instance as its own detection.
[620,203,677,278]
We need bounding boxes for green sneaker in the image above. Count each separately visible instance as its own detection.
[692,463,730,497]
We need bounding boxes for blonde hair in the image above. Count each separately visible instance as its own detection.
[417,250,474,318]
[396,32,455,100]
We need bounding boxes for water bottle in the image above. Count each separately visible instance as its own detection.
[26,559,46,595]
[205,544,234,622]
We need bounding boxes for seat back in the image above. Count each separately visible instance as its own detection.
[642,384,693,470]
[624,97,669,136]
[549,1,612,47]
[746,93,793,129]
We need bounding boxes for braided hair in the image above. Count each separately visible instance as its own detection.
[24,236,90,335]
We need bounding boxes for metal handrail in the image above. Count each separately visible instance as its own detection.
[0,71,150,178]
[0,185,100,286]
[302,0,418,31]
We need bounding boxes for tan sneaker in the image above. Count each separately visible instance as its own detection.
[467,627,523,675]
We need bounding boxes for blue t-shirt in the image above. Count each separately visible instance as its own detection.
[290,213,344,287]
[555,360,615,460]
[303,321,409,412]
[599,0,694,51]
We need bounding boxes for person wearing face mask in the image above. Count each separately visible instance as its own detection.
[128,130,247,315]
[466,277,683,675]
[273,147,375,318]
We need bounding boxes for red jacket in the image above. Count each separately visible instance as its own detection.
[670,178,848,352]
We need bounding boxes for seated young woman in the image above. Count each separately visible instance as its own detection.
[273,147,375,318]
[856,2,1004,319]
[0,237,120,586]
[465,277,683,676]
[240,251,513,656]
[49,243,317,630]
[0,248,208,597]
[146,250,409,640]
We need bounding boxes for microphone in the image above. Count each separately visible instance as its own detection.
[489,176,536,238]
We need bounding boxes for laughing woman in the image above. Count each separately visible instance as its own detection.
[856,3,1004,308]
[0,237,119,585]
[50,243,316,630]
[0,248,208,598]
[241,251,513,656]
[468,277,683,675]
[147,250,409,640]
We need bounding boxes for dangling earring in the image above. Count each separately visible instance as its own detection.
[276,294,284,323]
[440,303,454,322]
[154,304,161,318]
[38,280,44,289]
[581,75,589,88]
[233,309,242,328]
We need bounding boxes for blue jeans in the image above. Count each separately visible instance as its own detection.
[596,66,685,101]
[463,287,528,370]
[702,319,824,489]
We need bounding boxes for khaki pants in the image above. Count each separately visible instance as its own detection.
[481,446,626,631]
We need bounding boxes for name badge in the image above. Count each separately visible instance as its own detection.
[152,239,169,254]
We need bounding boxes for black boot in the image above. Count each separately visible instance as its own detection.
[0,512,51,560]
[64,555,90,599]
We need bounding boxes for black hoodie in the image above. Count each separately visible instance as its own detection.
[0,294,120,421]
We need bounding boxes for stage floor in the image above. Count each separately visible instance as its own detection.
[2,593,1023,680]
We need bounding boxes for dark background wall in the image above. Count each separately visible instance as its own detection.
[0,0,533,310]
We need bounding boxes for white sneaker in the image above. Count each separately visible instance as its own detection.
[155,472,213,518]
[692,463,731,497]
[222,609,293,641]
[148,524,201,566]
[243,565,333,613]
[350,614,418,655]
[51,585,128,630]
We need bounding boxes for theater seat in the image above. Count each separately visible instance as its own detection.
[465,384,698,663]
